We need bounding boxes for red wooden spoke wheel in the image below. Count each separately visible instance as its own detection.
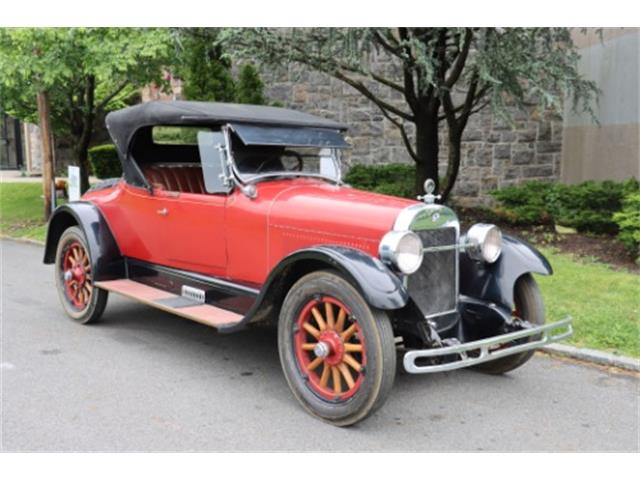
[294,296,367,401]
[61,239,93,310]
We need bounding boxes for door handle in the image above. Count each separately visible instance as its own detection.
[157,208,168,216]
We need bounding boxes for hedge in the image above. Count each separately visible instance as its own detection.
[490,178,639,235]
[88,144,122,179]
[344,163,415,199]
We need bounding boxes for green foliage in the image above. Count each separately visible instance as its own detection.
[490,181,556,224]
[0,28,175,191]
[176,29,236,102]
[152,126,202,145]
[547,180,637,234]
[344,163,415,199]
[0,28,174,137]
[235,64,266,104]
[174,29,266,105]
[491,179,640,234]
[614,191,640,254]
[88,144,121,179]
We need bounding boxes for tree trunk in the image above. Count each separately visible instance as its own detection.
[75,146,91,194]
[76,75,96,194]
[36,91,55,221]
[441,128,462,201]
[414,115,440,196]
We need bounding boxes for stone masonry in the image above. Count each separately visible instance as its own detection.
[261,58,563,205]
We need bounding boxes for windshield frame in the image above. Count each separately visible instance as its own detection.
[225,124,346,186]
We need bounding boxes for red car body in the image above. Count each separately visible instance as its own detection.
[85,178,413,285]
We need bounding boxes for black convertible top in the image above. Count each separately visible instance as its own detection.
[106,101,348,157]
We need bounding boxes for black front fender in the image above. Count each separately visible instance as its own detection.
[459,234,552,310]
[43,202,124,281]
[270,246,409,310]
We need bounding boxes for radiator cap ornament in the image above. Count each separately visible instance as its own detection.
[418,178,441,204]
[424,178,435,194]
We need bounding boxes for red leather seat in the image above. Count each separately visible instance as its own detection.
[143,165,206,194]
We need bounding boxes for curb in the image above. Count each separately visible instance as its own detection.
[541,344,639,372]
[0,235,45,246]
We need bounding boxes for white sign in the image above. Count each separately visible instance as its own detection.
[68,166,81,202]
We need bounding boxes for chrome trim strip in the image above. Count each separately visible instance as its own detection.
[423,242,474,253]
[403,316,573,373]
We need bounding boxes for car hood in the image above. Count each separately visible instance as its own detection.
[265,179,417,257]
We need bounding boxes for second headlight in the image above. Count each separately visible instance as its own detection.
[379,230,424,274]
[465,223,503,263]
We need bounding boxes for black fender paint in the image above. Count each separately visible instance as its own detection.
[270,246,408,309]
[43,202,125,281]
[219,245,408,333]
[459,234,552,310]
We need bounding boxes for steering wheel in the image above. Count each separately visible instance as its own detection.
[281,150,303,171]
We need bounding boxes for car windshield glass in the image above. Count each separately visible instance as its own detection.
[232,143,341,183]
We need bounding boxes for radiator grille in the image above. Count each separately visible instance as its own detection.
[408,227,457,317]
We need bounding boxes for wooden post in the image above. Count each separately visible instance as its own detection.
[36,90,55,221]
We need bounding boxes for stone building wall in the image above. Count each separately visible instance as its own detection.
[261,58,563,205]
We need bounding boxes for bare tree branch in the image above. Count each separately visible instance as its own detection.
[334,70,414,121]
[444,28,473,88]
[370,72,405,94]
[372,29,403,58]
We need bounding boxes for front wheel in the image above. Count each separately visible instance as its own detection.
[278,270,396,426]
[473,273,545,374]
[54,226,108,324]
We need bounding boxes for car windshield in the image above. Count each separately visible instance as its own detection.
[231,143,342,183]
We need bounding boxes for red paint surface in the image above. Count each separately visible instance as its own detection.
[84,177,417,286]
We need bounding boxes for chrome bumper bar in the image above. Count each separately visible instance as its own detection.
[403,316,573,374]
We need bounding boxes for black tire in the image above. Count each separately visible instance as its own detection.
[54,226,108,324]
[473,274,544,374]
[278,270,396,426]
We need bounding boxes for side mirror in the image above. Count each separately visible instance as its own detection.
[198,131,233,194]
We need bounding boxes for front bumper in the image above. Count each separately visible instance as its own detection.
[403,316,573,373]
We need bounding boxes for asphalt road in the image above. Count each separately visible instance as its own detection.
[1,239,638,452]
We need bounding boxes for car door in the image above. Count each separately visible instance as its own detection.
[158,190,227,277]
[154,129,232,277]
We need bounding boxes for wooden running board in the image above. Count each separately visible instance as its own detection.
[95,279,243,329]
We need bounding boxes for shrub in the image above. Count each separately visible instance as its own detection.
[235,64,266,105]
[491,178,639,234]
[489,181,556,225]
[547,180,636,234]
[344,163,415,199]
[88,144,122,179]
[614,191,640,255]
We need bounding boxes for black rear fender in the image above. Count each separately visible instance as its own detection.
[43,202,124,281]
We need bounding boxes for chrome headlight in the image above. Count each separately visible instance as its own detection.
[379,230,424,274]
[466,224,502,263]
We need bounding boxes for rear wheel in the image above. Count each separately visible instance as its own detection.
[54,226,108,324]
[473,274,544,374]
[278,270,396,426]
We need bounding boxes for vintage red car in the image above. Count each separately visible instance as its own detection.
[44,101,572,426]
